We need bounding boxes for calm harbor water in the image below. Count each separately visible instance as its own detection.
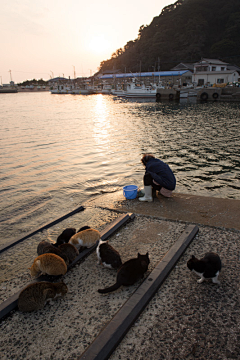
[0,92,239,244]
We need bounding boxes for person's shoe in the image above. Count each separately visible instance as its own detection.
[139,185,153,202]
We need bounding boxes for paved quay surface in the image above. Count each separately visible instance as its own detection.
[85,190,240,231]
[0,191,239,360]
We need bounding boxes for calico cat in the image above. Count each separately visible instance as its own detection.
[98,252,150,294]
[69,228,101,249]
[96,239,122,269]
[29,253,68,277]
[187,252,222,284]
[55,228,76,246]
[37,240,69,265]
[18,281,68,312]
[58,243,79,264]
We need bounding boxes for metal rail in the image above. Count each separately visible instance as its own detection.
[0,205,85,254]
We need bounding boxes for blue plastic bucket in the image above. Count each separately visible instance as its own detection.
[123,185,138,199]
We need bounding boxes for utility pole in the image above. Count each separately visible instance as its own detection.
[9,70,12,82]
[72,66,76,79]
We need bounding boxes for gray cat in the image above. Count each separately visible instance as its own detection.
[18,281,68,312]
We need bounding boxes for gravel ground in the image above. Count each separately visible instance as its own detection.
[0,204,239,360]
[110,224,240,360]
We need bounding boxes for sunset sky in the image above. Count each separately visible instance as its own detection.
[0,0,173,84]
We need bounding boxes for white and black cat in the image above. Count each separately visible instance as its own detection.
[96,239,122,269]
[98,252,150,293]
[187,252,222,284]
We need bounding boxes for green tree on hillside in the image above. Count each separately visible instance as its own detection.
[99,0,240,73]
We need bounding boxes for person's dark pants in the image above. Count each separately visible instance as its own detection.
[144,173,162,192]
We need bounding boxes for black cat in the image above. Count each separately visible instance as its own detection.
[55,228,76,246]
[187,252,221,284]
[98,252,150,293]
[76,225,91,232]
[58,243,79,264]
[96,239,122,269]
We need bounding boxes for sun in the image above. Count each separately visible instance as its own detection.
[88,35,110,55]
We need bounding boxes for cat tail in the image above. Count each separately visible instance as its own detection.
[98,282,121,294]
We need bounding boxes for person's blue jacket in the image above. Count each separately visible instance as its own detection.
[145,158,176,190]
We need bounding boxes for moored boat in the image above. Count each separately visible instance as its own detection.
[50,84,91,95]
[123,79,158,98]
[0,87,18,93]
[111,84,126,96]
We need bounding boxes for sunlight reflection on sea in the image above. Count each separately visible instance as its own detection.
[0,92,239,244]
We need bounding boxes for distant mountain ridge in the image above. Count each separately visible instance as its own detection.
[99,0,240,73]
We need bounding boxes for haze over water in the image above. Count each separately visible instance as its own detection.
[0,92,239,244]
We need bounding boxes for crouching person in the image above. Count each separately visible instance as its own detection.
[139,153,176,202]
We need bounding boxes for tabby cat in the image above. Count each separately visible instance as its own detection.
[96,239,122,269]
[18,281,68,312]
[69,228,101,249]
[29,253,67,277]
[98,252,150,293]
[187,252,222,284]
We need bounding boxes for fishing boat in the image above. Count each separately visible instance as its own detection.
[178,83,204,98]
[0,87,18,93]
[94,84,112,94]
[50,84,92,95]
[123,79,158,98]
[111,84,126,96]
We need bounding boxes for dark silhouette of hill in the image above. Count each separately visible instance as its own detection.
[99,0,240,73]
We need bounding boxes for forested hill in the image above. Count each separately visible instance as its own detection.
[99,0,240,73]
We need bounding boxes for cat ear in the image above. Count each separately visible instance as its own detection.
[191,255,196,259]
[138,253,140,257]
